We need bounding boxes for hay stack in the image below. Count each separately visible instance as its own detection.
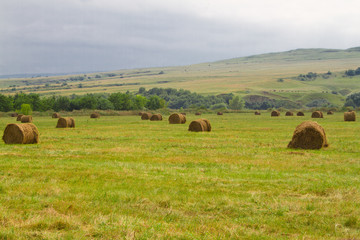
[16,114,24,121]
[344,111,356,121]
[217,112,223,115]
[311,111,323,118]
[168,113,186,124]
[138,112,143,116]
[271,110,280,117]
[52,113,61,118]
[2,123,39,144]
[288,121,328,149]
[11,113,18,117]
[255,111,261,115]
[327,111,334,115]
[141,113,152,120]
[56,117,75,128]
[297,112,305,116]
[150,114,163,121]
[285,111,294,116]
[21,115,32,123]
[188,119,211,132]
[90,113,100,118]
[181,112,186,116]
[195,112,201,116]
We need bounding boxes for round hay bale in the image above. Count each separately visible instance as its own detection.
[217,112,223,115]
[150,114,163,121]
[311,111,323,118]
[271,110,280,117]
[141,113,152,120]
[344,111,356,121]
[288,121,328,149]
[21,115,33,123]
[285,111,294,116]
[188,119,211,132]
[16,114,24,121]
[254,111,261,115]
[52,113,61,118]
[168,113,186,124]
[327,111,334,115]
[2,123,39,144]
[56,117,75,128]
[181,112,186,116]
[195,112,201,116]
[297,111,305,116]
[11,113,18,117]
[138,112,144,116]
[90,113,100,118]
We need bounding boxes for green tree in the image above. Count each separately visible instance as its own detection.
[0,94,14,112]
[146,95,166,110]
[228,96,244,110]
[20,104,32,115]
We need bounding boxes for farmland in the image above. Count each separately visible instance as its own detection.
[1,112,360,239]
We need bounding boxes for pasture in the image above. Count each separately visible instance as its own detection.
[0,113,360,239]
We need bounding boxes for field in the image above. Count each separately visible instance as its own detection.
[1,113,360,239]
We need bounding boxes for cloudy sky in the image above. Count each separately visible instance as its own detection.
[1,0,360,75]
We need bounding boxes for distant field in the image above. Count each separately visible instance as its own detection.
[1,113,360,239]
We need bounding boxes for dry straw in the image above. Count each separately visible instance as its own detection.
[150,114,163,121]
[188,119,211,132]
[90,113,100,118]
[2,123,39,144]
[271,110,280,117]
[285,111,294,116]
[141,113,152,120]
[56,117,75,128]
[195,112,201,116]
[181,112,186,115]
[16,114,24,121]
[168,113,186,124]
[52,113,61,118]
[297,112,305,116]
[344,111,356,121]
[311,111,323,118]
[217,112,223,115]
[288,121,328,149]
[11,113,18,117]
[254,111,261,115]
[327,111,334,115]
[21,115,33,123]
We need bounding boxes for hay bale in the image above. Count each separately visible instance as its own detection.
[288,121,328,149]
[168,113,186,124]
[138,112,143,116]
[141,113,152,120]
[52,113,61,118]
[188,118,211,132]
[311,111,323,118]
[2,123,39,144]
[21,115,33,123]
[56,117,75,128]
[195,112,201,116]
[285,111,294,116]
[150,114,163,121]
[271,110,280,117]
[297,111,305,116]
[181,112,186,116]
[344,111,356,121]
[327,111,334,115]
[254,111,261,115]
[217,112,223,115]
[16,114,24,121]
[90,113,100,118]
[10,113,18,117]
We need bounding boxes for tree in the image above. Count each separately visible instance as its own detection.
[146,95,166,110]
[20,104,32,115]
[228,96,244,110]
[0,94,14,112]
[53,96,71,111]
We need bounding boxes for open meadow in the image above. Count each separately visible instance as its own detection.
[0,113,360,239]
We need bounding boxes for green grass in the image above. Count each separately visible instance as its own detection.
[0,113,360,239]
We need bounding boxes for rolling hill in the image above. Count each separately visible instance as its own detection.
[2,47,360,108]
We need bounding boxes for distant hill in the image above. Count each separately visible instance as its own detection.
[1,47,360,108]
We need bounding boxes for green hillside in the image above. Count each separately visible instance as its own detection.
[2,47,360,108]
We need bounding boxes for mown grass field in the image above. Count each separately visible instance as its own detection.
[0,113,360,239]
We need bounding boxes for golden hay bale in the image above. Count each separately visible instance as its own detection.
[271,110,280,117]
[90,113,100,118]
[327,111,334,115]
[21,115,33,123]
[344,111,356,121]
[217,112,223,115]
[288,121,328,149]
[297,112,305,116]
[188,118,211,132]
[150,114,163,121]
[181,112,186,116]
[255,111,261,115]
[10,113,18,117]
[138,112,144,116]
[311,111,323,118]
[56,117,75,128]
[141,113,152,120]
[2,123,39,144]
[195,112,201,116]
[168,113,186,124]
[285,111,294,116]
[16,114,24,121]
[52,113,61,118]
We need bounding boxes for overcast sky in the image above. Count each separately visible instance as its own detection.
[1,0,360,75]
